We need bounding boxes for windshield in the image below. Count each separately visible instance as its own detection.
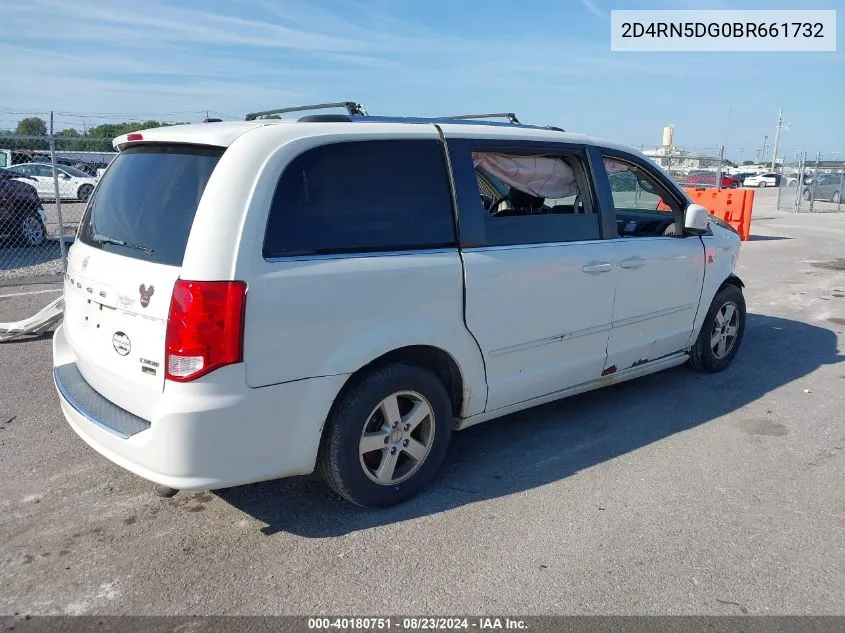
[78,144,224,266]
[60,165,93,178]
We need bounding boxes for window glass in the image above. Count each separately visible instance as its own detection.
[263,140,456,258]
[78,144,223,266]
[604,158,678,213]
[602,155,683,238]
[469,150,600,245]
[474,152,590,216]
[34,165,53,177]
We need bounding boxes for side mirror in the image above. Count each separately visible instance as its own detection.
[684,203,710,233]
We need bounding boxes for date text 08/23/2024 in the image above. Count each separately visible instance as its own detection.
[307,617,529,630]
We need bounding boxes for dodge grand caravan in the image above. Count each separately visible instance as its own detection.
[53,103,746,507]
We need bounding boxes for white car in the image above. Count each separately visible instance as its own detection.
[742,172,780,188]
[8,163,99,201]
[53,105,746,507]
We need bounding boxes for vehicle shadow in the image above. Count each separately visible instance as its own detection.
[217,312,843,537]
[748,235,791,242]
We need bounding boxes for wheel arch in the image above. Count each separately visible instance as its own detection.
[720,273,745,291]
[329,345,466,422]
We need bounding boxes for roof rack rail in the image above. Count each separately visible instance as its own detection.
[245,101,367,121]
[447,112,521,124]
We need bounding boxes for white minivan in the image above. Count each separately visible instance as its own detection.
[53,104,746,507]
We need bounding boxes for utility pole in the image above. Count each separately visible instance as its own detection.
[771,108,784,171]
[761,135,768,164]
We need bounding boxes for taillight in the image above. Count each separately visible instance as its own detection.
[165,279,246,382]
[126,133,143,141]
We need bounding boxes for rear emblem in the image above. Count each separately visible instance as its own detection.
[81,256,89,272]
[139,284,155,308]
[112,331,131,356]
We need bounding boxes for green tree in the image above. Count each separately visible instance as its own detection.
[15,117,47,136]
[742,160,754,166]
[83,120,175,151]
[59,128,80,137]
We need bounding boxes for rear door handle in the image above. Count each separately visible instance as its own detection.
[582,262,613,274]
[620,257,645,270]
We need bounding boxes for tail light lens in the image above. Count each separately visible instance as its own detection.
[165,279,246,382]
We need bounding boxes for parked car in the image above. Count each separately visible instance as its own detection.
[0,167,47,247]
[802,173,844,203]
[686,172,740,188]
[730,171,755,184]
[53,110,746,508]
[7,163,99,201]
[743,173,781,187]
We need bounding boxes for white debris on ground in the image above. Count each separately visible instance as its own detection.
[0,295,63,342]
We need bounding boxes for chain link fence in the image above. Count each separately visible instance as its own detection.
[640,145,733,190]
[775,155,844,213]
[642,144,844,213]
[1,134,115,282]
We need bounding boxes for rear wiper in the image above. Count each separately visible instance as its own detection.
[92,233,154,254]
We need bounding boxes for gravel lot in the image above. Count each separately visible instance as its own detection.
[0,189,843,615]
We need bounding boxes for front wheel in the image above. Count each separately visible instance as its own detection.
[832,191,840,204]
[317,363,453,507]
[758,181,767,188]
[688,284,746,372]
[77,184,94,202]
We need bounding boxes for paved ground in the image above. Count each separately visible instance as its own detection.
[0,189,843,615]
[0,201,83,281]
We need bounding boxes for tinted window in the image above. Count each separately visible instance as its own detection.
[78,144,223,266]
[263,140,455,258]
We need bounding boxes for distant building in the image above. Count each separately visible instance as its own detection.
[642,146,722,172]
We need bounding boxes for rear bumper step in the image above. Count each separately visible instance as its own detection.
[54,362,151,439]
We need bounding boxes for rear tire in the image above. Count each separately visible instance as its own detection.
[16,213,46,247]
[688,284,746,372]
[758,181,767,188]
[833,191,840,204]
[802,188,812,201]
[317,363,453,508]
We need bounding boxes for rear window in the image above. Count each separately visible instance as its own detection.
[263,139,456,258]
[78,144,224,266]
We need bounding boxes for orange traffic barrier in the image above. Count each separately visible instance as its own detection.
[683,187,755,241]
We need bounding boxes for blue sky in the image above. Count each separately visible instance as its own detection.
[0,0,842,161]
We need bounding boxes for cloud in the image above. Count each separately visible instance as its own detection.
[0,0,698,121]
[579,0,608,21]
